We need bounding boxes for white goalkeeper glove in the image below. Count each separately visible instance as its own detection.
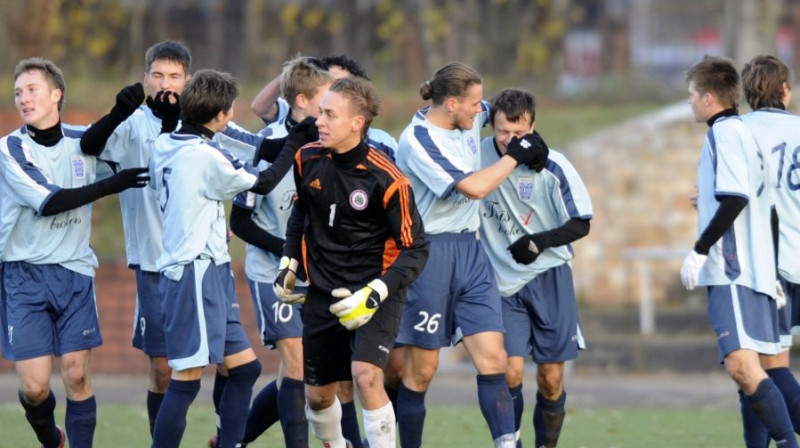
[680,250,708,290]
[776,280,787,309]
[273,257,305,304]
[329,279,388,330]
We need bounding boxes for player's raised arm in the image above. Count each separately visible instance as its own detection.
[249,116,317,195]
[250,74,283,123]
[80,82,145,155]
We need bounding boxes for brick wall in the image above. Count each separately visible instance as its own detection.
[0,262,279,373]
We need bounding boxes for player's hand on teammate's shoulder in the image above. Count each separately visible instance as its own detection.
[273,256,305,304]
[104,167,150,194]
[286,116,319,151]
[113,82,145,117]
[507,234,542,265]
[505,131,549,172]
[329,279,389,330]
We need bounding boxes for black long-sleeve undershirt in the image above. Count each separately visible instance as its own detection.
[693,195,748,255]
[229,204,285,256]
[531,218,591,251]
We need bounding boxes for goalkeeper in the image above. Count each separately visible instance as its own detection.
[273,76,429,448]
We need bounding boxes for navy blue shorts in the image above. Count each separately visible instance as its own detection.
[1,261,102,361]
[396,233,504,349]
[707,284,781,363]
[159,259,251,371]
[502,264,585,363]
[779,277,800,346]
[248,278,304,348]
[132,268,167,356]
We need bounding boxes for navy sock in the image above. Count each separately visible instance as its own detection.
[397,382,426,448]
[534,390,567,448]
[277,378,308,448]
[219,360,261,448]
[509,384,524,448]
[147,391,165,438]
[385,385,399,422]
[66,396,97,448]
[19,390,60,447]
[152,378,201,448]
[768,368,800,434]
[242,379,280,443]
[212,370,228,439]
[477,373,516,443]
[747,378,798,448]
[341,399,364,448]
[739,389,770,448]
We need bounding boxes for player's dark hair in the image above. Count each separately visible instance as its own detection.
[741,55,792,111]
[420,62,482,106]
[280,56,335,109]
[145,41,192,75]
[685,55,741,109]
[489,88,537,126]
[321,55,369,80]
[180,69,238,126]
[329,76,380,138]
[14,57,66,111]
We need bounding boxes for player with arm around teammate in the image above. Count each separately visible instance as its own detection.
[0,58,149,448]
[479,88,591,448]
[738,54,800,447]
[392,62,548,448]
[680,55,797,447]
[148,69,315,448]
[273,76,429,448]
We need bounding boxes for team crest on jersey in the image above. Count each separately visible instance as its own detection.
[72,155,85,178]
[517,177,533,200]
[349,189,368,210]
[467,136,478,154]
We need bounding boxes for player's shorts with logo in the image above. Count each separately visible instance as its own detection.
[707,283,781,363]
[159,258,250,371]
[248,279,304,348]
[396,232,504,349]
[303,284,404,386]
[502,263,585,363]
[132,267,167,356]
[0,261,102,361]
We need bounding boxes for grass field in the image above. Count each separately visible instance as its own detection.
[0,402,743,447]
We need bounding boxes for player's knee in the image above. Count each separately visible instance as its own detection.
[505,367,524,389]
[150,358,172,393]
[352,367,383,396]
[20,383,51,405]
[61,363,90,394]
[476,348,508,375]
[405,362,437,390]
[336,381,354,402]
[306,390,335,411]
[725,358,760,390]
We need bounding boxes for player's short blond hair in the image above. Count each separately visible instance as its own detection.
[15,58,66,110]
[329,76,380,138]
[280,56,334,109]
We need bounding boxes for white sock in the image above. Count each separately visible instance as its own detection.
[306,398,347,448]
[363,402,396,448]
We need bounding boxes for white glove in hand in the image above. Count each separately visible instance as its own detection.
[775,280,787,309]
[329,279,388,330]
[680,250,708,290]
[273,257,305,304]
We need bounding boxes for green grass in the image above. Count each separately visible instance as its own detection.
[0,402,742,447]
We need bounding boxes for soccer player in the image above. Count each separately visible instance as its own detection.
[229,56,333,448]
[739,54,800,447]
[273,76,429,448]
[0,58,150,447]
[393,62,548,448]
[680,55,797,447]
[479,88,591,447]
[80,40,191,437]
[148,69,316,448]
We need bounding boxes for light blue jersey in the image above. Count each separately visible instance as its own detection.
[232,116,301,283]
[478,138,593,297]
[0,125,99,277]
[696,116,776,296]
[396,102,490,234]
[0,173,19,259]
[99,106,164,272]
[741,109,800,283]
[152,131,258,279]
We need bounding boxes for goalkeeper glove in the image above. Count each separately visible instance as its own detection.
[680,250,708,290]
[329,279,389,330]
[273,257,305,304]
